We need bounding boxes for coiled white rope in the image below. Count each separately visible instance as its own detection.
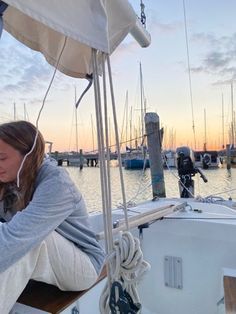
[99,231,151,313]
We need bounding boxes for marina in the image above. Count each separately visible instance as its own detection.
[67,164,236,212]
[2,0,236,314]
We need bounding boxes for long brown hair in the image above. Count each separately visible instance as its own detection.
[0,120,45,212]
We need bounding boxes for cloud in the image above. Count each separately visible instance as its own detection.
[151,20,183,34]
[0,31,72,100]
[189,32,236,83]
[113,40,139,59]
[191,32,221,47]
[204,52,231,70]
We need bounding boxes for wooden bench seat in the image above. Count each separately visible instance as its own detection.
[224,275,236,314]
[17,266,107,313]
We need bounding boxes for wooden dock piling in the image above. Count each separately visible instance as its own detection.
[226,144,231,170]
[79,149,84,170]
[145,112,166,198]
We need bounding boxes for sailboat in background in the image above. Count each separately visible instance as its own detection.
[124,62,150,169]
[194,108,220,169]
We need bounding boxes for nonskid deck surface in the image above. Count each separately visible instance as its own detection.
[106,197,236,227]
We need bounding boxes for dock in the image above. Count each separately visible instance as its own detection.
[50,152,122,167]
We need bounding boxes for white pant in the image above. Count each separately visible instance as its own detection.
[0,231,98,314]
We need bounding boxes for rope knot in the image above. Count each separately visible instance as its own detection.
[100,231,150,313]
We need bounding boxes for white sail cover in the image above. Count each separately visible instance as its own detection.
[2,0,150,78]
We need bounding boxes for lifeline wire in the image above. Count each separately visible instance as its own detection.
[16,36,67,188]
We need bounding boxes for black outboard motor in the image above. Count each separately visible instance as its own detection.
[176,146,208,198]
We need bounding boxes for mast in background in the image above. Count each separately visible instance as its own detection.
[23,103,29,121]
[231,81,234,147]
[13,102,16,120]
[203,108,207,151]
[222,93,225,149]
[140,62,144,139]
[74,86,79,154]
[91,114,95,152]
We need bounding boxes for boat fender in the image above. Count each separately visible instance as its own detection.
[113,220,120,228]
[202,153,211,167]
[109,281,141,313]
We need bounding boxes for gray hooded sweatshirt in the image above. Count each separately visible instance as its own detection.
[0,157,105,275]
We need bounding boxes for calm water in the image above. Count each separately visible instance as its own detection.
[65,164,236,212]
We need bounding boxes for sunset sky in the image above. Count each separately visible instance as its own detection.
[1,0,236,152]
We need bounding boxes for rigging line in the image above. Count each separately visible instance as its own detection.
[107,54,130,231]
[92,49,111,256]
[120,159,153,207]
[123,180,152,206]
[84,129,151,154]
[182,0,196,150]
[17,36,68,188]
[93,50,115,295]
[101,53,112,224]
[164,217,236,220]
[205,187,236,197]
[36,37,68,128]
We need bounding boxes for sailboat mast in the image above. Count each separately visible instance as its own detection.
[204,108,207,151]
[125,91,128,148]
[231,81,234,147]
[74,86,79,154]
[130,106,133,149]
[24,103,26,120]
[222,93,225,149]
[140,62,144,140]
[91,114,95,152]
[13,102,16,120]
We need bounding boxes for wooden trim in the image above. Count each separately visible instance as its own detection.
[224,275,236,313]
[96,202,187,240]
[17,266,107,313]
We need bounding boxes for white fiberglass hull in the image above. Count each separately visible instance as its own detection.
[13,198,236,313]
